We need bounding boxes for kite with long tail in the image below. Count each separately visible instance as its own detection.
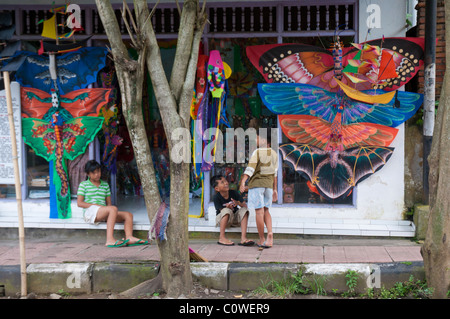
[190,51,232,217]
[21,87,110,218]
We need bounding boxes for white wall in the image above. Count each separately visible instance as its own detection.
[359,0,407,41]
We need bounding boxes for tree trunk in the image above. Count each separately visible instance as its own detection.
[159,161,192,296]
[135,0,206,297]
[97,0,206,298]
[421,1,450,299]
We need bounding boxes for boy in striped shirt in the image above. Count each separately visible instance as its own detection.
[77,160,148,248]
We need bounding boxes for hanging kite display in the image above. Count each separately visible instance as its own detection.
[246,37,424,92]
[191,50,232,173]
[97,63,122,174]
[278,108,398,201]
[278,143,394,200]
[257,83,423,127]
[37,3,86,54]
[0,6,110,218]
[11,47,108,95]
[247,35,425,202]
[21,87,110,218]
[203,50,231,171]
[190,50,232,217]
[189,55,208,217]
[278,103,398,200]
[279,111,398,151]
[191,54,209,178]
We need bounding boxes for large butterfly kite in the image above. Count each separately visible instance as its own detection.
[246,37,425,201]
[21,87,111,218]
[258,83,424,128]
[246,37,425,92]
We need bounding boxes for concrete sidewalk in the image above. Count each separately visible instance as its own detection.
[0,238,423,266]
[0,236,426,297]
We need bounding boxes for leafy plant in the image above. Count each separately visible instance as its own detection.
[342,269,359,297]
[363,275,433,299]
[252,270,312,298]
[56,289,71,297]
[304,275,327,296]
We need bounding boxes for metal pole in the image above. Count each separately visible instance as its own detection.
[423,0,436,205]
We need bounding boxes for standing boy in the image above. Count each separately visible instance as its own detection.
[211,175,254,247]
[77,160,148,248]
[239,130,278,248]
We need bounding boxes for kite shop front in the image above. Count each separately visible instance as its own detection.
[0,1,415,237]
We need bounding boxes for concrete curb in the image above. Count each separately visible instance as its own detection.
[0,261,425,297]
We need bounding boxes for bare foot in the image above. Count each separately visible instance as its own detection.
[265,232,273,247]
[218,237,234,246]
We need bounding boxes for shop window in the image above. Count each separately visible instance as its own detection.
[25,144,50,199]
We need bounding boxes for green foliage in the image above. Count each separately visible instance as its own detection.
[304,275,327,296]
[252,270,313,298]
[342,269,359,297]
[361,275,433,299]
[56,289,71,297]
[253,271,435,299]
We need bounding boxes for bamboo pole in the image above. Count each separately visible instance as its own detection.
[3,71,27,297]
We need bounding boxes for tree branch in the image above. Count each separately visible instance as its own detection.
[124,0,139,34]
[120,2,139,49]
[134,0,181,148]
[141,0,160,30]
[95,0,129,62]
[169,0,197,106]
[179,12,208,127]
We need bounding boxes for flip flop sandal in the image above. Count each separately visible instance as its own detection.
[107,239,129,248]
[128,239,149,247]
[238,240,255,246]
[217,241,235,246]
[257,242,271,249]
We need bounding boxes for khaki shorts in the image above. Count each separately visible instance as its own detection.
[215,207,249,228]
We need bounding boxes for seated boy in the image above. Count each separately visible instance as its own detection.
[211,175,254,247]
[77,160,148,248]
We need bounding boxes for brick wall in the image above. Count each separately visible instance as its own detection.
[416,0,446,99]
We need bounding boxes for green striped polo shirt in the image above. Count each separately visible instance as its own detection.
[77,179,111,208]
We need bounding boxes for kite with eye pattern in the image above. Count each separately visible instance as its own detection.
[246,37,424,92]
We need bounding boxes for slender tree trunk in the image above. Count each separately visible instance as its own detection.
[421,0,450,299]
